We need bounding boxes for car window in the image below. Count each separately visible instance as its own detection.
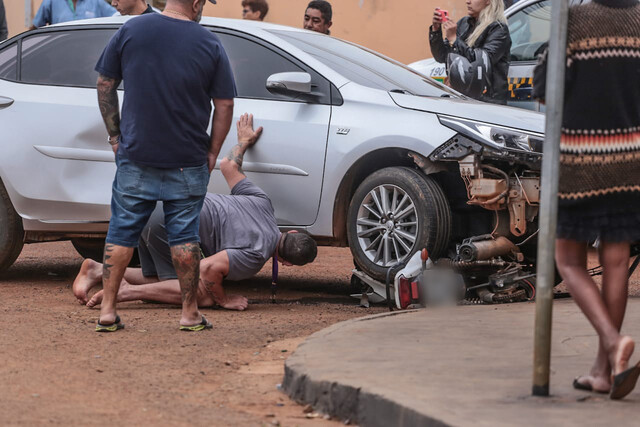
[215,32,330,103]
[20,29,116,88]
[508,0,551,62]
[0,43,18,81]
[271,30,459,98]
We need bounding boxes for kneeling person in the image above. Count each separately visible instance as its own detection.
[74,114,317,310]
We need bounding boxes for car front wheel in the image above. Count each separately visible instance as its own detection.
[0,180,24,273]
[347,167,451,281]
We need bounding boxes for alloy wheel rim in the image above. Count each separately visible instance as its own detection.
[356,184,418,267]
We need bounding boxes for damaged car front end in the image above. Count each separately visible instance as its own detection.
[425,116,544,305]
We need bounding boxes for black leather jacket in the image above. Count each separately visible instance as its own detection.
[429,17,511,104]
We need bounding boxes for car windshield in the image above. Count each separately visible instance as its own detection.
[270,30,460,98]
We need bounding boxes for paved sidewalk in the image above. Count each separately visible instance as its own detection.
[283,299,640,427]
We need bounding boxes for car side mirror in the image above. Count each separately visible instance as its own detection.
[266,72,313,98]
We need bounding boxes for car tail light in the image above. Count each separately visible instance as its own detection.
[398,276,420,309]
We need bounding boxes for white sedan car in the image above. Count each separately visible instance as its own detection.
[0,17,545,300]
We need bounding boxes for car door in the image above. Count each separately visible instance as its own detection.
[0,27,118,228]
[211,30,333,226]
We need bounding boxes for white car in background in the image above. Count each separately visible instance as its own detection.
[409,0,589,111]
[0,17,546,302]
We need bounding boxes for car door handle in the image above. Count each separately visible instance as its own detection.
[0,96,14,109]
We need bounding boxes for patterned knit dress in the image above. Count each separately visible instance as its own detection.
[538,0,640,242]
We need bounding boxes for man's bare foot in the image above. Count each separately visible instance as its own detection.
[610,335,635,377]
[180,310,205,328]
[220,295,249,311]
[87,290,104,308]
[574,375,611,393]
[87,283,134,308]
[72,259,103,304]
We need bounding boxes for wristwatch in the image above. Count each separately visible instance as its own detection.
[108,135,120,146]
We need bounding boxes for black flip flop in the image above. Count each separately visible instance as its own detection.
[610,362,640,400]
[96,315,125,333]
[179,315,213,332]
[573,377,609,394]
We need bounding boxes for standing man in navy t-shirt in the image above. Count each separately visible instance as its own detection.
[94,0,236,332]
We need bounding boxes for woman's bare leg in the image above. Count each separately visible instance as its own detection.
[556,239,633,380]
[575,242,631,391]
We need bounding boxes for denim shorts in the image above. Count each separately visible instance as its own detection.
[106,152,210,248]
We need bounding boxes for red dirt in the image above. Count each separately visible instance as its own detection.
[1,242,638,426]
[0,242,385,426]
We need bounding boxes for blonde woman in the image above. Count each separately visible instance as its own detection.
[429,0,511,104]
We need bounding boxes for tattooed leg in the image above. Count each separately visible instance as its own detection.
[170,242,203,326]
[99,244,134,324]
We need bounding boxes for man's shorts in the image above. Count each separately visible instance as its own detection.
[138,207,180,280]
[106,151,209,248]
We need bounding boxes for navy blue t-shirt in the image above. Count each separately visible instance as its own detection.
[96,14,236,168]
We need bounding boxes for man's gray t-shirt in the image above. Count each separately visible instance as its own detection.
[138,178,280,281]
[199,178,281,281]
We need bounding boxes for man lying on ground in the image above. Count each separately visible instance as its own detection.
[73,113,317,311]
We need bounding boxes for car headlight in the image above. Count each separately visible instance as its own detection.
[438,115,544,154]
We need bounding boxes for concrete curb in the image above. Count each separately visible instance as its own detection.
[282,310,450,427]
[282,300,640,427]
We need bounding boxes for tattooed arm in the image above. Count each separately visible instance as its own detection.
[97,74,122,154]
[220,113,263,190]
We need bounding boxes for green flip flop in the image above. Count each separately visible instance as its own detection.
[180,315,213,332]
[96,315,125,333]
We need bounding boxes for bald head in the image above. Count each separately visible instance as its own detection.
[112,0,147,15]
[165,0,208,22]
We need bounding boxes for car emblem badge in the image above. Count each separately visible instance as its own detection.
[337,128,350,135]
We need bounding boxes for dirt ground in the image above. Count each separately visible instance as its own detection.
[0,242,385,426]
[1,242,639,426]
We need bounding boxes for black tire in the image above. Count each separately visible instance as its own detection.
[71,238,106,262]
[347,166,452,281]
[0,180,24,272]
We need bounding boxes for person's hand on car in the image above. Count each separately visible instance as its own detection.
[236,113,263,147]
[432,8,443,31]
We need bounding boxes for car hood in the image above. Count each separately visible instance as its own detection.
[389,92,545,134]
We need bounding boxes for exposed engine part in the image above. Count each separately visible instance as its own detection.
[459,297,487,305]
[477,165,510,206]
[459,162,541,237]
[408,152,448,175]
[436,258,508,269]
[458,236,523,262]
[458,154,480,178]
[488,263,524,289]
[476,287,527,304]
